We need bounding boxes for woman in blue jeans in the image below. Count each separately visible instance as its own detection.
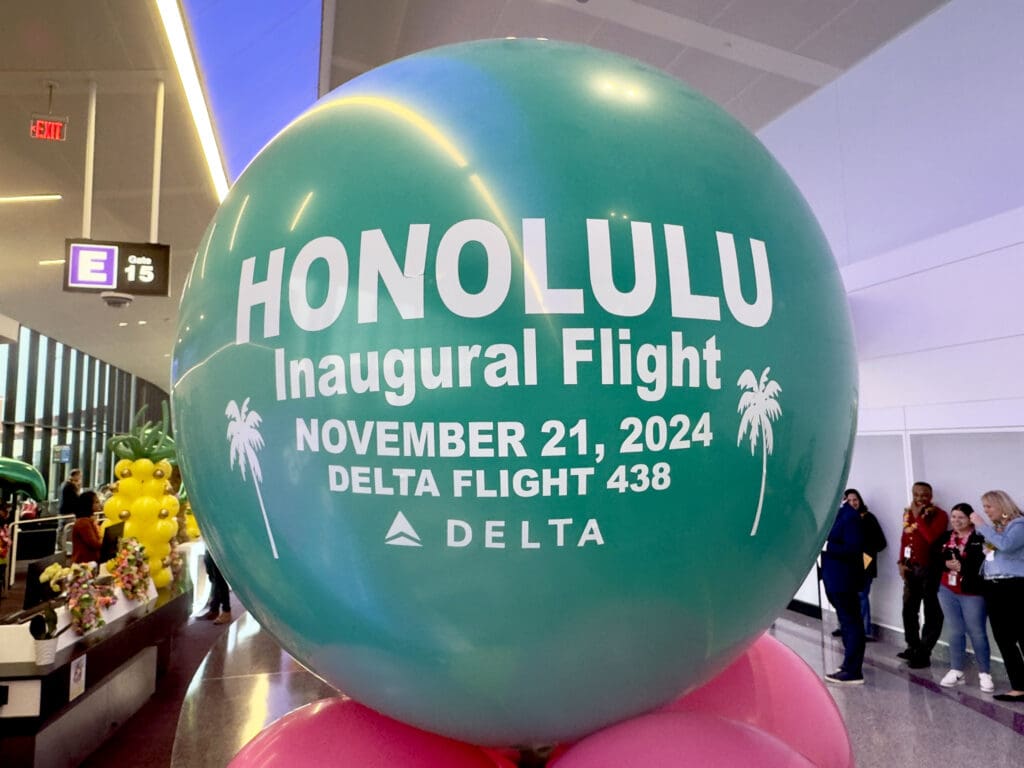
[935,503,992,692]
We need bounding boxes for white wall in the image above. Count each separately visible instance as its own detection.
[759,0,1024,645]
[760,0,1024,269]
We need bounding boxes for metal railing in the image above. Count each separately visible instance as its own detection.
[5,509,76,588]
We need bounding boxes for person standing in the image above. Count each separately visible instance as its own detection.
[60,468,82,517]
[199,549,233,625]
[970,490,1024,702]
[898,481,948,669]
[823,499,866,685]
[71,490,103,564]
[844,489,887,640]
[935,503,992,693]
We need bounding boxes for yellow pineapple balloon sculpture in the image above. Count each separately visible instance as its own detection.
[103,403,179,589]
[179,486,202,540]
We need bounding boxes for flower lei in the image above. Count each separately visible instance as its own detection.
[66,563,117,635]
[40,562,72,593]
[111,538,151,601]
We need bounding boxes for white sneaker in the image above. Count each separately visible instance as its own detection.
[940,670,965,687]
[980,673,995,693]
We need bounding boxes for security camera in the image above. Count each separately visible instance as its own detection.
[100,291,134,308]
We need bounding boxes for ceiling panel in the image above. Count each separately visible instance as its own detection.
[394,0,507,57]
[334,0,409,68]
[492,0,604,46]
[797,0,949,68]
[710,0,854,50]
[588,20,687,70]
[666,46,764,107]
[724,71,816,130]
[633,0,733,25]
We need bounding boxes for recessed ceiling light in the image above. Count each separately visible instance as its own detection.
[137,320,147,325]
[0,193,62,204]
[118,321,128,327]
[163,353,170,358]
[38,259,66,266]
[155,0,229,202]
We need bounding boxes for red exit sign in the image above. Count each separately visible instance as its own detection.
[29,114,68,142]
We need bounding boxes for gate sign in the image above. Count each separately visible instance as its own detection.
[63,239,171,296]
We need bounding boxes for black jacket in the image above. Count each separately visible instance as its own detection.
[860,510,887,579]
[60,481,79,517]
[822,502,866,594]
[931,529,986,595]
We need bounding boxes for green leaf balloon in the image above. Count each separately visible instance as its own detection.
[172,39,857,746]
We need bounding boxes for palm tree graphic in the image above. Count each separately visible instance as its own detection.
[736,367,782,537]
[226,398,279,559]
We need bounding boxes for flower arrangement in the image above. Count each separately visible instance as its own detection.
[167,541,184,584]
[66,563,117,635]
[111,538,151,601]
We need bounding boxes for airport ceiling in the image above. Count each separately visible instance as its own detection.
[0,0,947,390]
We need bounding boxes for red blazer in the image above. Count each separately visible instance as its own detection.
[72,518,102,564]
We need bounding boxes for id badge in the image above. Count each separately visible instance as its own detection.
[903,545,912,560]
[948,572,958,586]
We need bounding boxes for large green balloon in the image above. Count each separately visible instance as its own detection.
[0,456,47,501]
[172,40,856,746]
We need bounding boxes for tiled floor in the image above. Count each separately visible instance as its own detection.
[170,609,1024,766]
[775,614,1024,766]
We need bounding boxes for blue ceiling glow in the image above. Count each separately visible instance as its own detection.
[180,0,323,182]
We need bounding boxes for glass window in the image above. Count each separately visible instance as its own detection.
[32,430,43,470]
[92,359,100,410]
[51,342,64,419]
[102,366,111,432]
[0,342,8,422]
[67,349,78,423]
[35,335,48,421]
[80,355,90,422]
[14,326,30,422]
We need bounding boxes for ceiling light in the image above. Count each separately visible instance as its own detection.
[138,320,147,325]
[0,193,62,204]
[118,321,128,327]
[156,0,230,202]
[38,259,66,266]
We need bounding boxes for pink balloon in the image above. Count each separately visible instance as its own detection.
[664,634,853,768]
[551,711,814,768]
[229,698,508,768]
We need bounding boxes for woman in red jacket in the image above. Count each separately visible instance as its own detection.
[71,490,103,564]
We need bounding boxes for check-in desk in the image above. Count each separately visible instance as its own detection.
[0,581,192,767]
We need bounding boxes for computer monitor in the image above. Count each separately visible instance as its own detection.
[23,552,66,612]
[99,522,124,563]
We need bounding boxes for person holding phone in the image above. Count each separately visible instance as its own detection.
[970,490,1024,702]
[935,503,992,692]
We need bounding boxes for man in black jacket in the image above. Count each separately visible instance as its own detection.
[59,468,82,517]
[822,500,866,685]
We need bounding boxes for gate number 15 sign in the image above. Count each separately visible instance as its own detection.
[63,239,171,297]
